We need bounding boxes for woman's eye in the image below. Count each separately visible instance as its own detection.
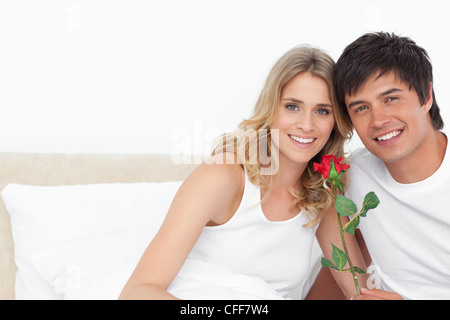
[316,108,330,115]
[286,104,298,111]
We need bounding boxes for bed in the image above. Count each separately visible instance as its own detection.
[0,153,320,300]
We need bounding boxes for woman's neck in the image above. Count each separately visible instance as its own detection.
[264,157,307,192]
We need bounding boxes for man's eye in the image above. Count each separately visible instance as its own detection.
[355,105,368,113]
[385,97,398,103]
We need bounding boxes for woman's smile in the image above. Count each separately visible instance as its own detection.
[288,134,317,145]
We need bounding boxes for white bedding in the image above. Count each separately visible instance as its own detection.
[167,259,287,300]
[2,181,321,300]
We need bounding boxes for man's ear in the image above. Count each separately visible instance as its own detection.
[423,82,433,113]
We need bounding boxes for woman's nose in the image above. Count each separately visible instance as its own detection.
[296,112,314,132]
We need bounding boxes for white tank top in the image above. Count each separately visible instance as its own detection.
[187,170,317,298]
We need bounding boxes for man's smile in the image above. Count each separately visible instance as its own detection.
[374,129,403,142]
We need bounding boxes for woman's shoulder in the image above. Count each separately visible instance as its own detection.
[193,152,244,183]
[181,152,245,202]
[179,153,245,225]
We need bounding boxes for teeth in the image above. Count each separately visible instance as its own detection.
[289,135,315,144]
[376,130,402,141]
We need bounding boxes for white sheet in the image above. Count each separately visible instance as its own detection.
[3,181,321,299]
[167,259,287,300]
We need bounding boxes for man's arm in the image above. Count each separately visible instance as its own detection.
[305,267,346,300]
[355,229,372,266]
[353,230,403,300]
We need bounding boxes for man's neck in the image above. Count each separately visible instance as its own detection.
[385,131,447,184]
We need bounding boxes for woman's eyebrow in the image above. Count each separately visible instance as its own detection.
[282,97,303,104]
[282,98,332,108]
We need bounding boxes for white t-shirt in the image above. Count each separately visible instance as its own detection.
[346,137,450,300]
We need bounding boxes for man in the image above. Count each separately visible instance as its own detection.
[334,32,449,300]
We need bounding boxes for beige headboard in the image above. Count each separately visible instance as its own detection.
[0,153,198,299]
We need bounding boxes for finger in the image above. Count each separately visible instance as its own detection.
[360,288,403,300]
[351,294,382,300]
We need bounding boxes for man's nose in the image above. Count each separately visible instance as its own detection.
[371,105,391,128]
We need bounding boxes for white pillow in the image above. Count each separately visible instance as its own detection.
[31,231,153,299]
[1,181,182,299]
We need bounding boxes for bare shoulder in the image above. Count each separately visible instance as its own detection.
[119,154,246,296]
[173,152,245,224]
[189,152,243,185]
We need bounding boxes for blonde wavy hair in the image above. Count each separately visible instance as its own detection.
[212,45,353,227]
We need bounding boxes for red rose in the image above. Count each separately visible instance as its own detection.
[314,155,349,179]
[314,155,333,179]
[314,155,349,193]
[334,156,350,174]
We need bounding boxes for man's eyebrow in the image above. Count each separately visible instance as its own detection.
[378,88,402,98]
[347,100,365,109]
[347,88,403,109]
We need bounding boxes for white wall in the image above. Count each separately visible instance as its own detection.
[1,0,449,159]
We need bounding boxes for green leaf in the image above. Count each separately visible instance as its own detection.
[360,191,380,217]
[331,244,347,271]
[345,216,360,235]
[321,257,336,269]
[335,195,357,216]
[333,178,344,193]
[353,266,367,274]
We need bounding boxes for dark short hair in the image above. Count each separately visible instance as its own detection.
[334,32,444,130]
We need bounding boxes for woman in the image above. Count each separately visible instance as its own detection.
[119,45,366,300]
